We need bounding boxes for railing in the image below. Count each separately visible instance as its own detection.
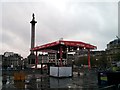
[100,84,120,90]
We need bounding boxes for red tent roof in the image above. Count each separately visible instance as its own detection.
[31,40,97,51]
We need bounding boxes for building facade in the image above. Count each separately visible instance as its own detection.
[2,52,22,69]
[67,54,75,65]
[106,39,120,63]
[37,52,68,66]
[38,54,48,63]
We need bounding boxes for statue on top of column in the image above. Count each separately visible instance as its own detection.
[32,13,35,21]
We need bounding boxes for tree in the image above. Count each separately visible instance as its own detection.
[98,53,107,69]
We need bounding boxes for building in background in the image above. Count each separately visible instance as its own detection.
[2,52,23,70]
[73,38,120,68]
[106,38,120,64]
[48,52,56,64]
[38,54,48,63]
[73,49,106,68]
[67,54,75,66]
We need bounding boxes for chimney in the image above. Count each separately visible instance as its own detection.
[30,13,37,53]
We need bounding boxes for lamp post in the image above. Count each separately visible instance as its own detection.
[72,60,74,77]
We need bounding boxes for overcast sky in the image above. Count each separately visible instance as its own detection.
[0,0,119,57]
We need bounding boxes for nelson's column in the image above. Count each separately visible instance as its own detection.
[28,13,37,65]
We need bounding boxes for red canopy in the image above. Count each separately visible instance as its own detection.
[31,40,97,51]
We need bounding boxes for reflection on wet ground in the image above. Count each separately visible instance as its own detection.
[1,68,99,90]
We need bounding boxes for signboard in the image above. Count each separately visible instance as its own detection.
[50,67,58,77]
[50,66,72,77]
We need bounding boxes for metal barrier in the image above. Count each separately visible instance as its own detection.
[100,85,116,90]
[100,84,120,90]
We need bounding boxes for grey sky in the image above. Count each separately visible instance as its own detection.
[1,0,119,57]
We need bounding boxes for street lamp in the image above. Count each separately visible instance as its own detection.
[96,58,99,67]
[72,60,74,66]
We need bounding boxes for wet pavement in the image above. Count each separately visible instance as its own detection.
[1,68,100,90]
